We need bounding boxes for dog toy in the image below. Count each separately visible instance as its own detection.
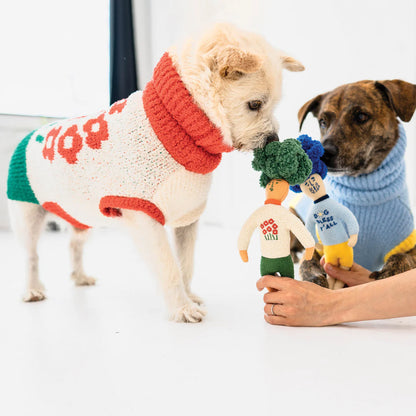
[291,135,359,289]
[238,139,315,280]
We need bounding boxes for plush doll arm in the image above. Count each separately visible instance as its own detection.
[348,234,358,248]
[305,213,318,242]
[238,211,259,263]
[287,213,315,259]
[339,204,359,245]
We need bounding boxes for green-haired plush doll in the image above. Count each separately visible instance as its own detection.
[238,139,315,280]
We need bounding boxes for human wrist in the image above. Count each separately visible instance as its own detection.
[324,289,352,325]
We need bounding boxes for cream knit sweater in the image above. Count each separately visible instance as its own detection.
[238,204,315,258]
[8,53,233,230]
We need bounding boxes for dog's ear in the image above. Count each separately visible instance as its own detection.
[281,55,305,72]
[298,94,325,131]
[217,47,264,79]
[375,80,416,122]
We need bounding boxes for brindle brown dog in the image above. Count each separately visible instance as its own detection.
[291,79,416,287]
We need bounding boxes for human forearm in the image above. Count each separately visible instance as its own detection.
[332,269,416,324]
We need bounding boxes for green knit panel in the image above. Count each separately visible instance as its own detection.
[7,131,39,204]
[260,255,294,278]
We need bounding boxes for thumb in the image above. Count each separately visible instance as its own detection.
[323,263,350,281]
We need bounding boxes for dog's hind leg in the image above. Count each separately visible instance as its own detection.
[70,227,95,286]
[370,245,416,280]
[8,200,47,301]
[173,220,203,305]
[123,211,206,323]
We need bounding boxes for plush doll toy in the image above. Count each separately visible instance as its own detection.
[291,135,359,290]
[238,139,315,280]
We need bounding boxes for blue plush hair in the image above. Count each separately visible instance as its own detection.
[290,135,328,193]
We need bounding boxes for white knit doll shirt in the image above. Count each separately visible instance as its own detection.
[238,204,315,259]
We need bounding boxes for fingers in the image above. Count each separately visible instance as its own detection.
[256,275,296,291]
[263,303,285,316]
[263,290,284,304]
[323,263,348,280]
[265,314,287,325]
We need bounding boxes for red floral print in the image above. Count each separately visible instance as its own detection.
[57,125,83,164]
[43,126,61,161]
[109,98,127,115]
[83,113,109,149]
[262,218,279,240]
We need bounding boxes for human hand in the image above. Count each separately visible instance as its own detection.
[239,250,248,262]
[256,276,338,326]
[320,257,373,287]
[348,234,358,247]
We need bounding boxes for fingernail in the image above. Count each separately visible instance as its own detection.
[325,263,333,271]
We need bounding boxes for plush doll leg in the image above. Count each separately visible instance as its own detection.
[261,256,294,278]
[122,211,206,323]
[70,227,96,286]
[173,221,203,305]
[8,200,47,302]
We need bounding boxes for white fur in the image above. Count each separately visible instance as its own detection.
[9,24,304,322]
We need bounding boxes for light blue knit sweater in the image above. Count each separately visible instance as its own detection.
[294,123,414,271]
[305,196,359,246]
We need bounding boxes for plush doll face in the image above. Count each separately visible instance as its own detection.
[265,178,289,202]
[300,173,327,200]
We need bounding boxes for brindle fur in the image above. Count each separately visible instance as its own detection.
[291,79,416,285]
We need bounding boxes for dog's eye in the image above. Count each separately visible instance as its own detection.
[355,112,369,124]
[248,100,262,111]
[319,119,327,129]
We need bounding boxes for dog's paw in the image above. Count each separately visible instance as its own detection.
[187,292,204,305]
[171,302,206,323]
[303,274,329,288]
[23,289,46,302]
[71,272,96,286]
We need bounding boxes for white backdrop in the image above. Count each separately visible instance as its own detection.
[133,0,416,227]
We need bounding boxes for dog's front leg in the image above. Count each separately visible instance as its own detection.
[299,250,329,288]
[123,212,206,322]
[370,246,416,280]
[173,221,203,305]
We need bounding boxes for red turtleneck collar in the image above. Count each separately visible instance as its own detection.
[142,52,233,174]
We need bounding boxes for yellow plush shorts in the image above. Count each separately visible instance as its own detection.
[323,241,353,269]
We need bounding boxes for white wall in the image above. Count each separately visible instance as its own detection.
[134,0,416,227]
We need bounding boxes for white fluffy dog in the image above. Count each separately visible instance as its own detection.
[7,23,304,322]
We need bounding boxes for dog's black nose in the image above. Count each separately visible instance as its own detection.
[265,133,279,144]
[322,140,339,166]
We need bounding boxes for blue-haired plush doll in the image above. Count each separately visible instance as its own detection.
[291,135,359,290]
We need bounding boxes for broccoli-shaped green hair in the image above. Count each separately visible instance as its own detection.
[252,139,312,187]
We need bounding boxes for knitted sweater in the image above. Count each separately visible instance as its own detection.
[238,203,315,259]
[292,123,416,271]
[7,53,233,229]
[305,195,359,245]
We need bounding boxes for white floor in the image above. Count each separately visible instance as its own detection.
[1,224,415,416]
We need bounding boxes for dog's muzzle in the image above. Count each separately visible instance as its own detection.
[265,133,280,144]
[322,139,339,167]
